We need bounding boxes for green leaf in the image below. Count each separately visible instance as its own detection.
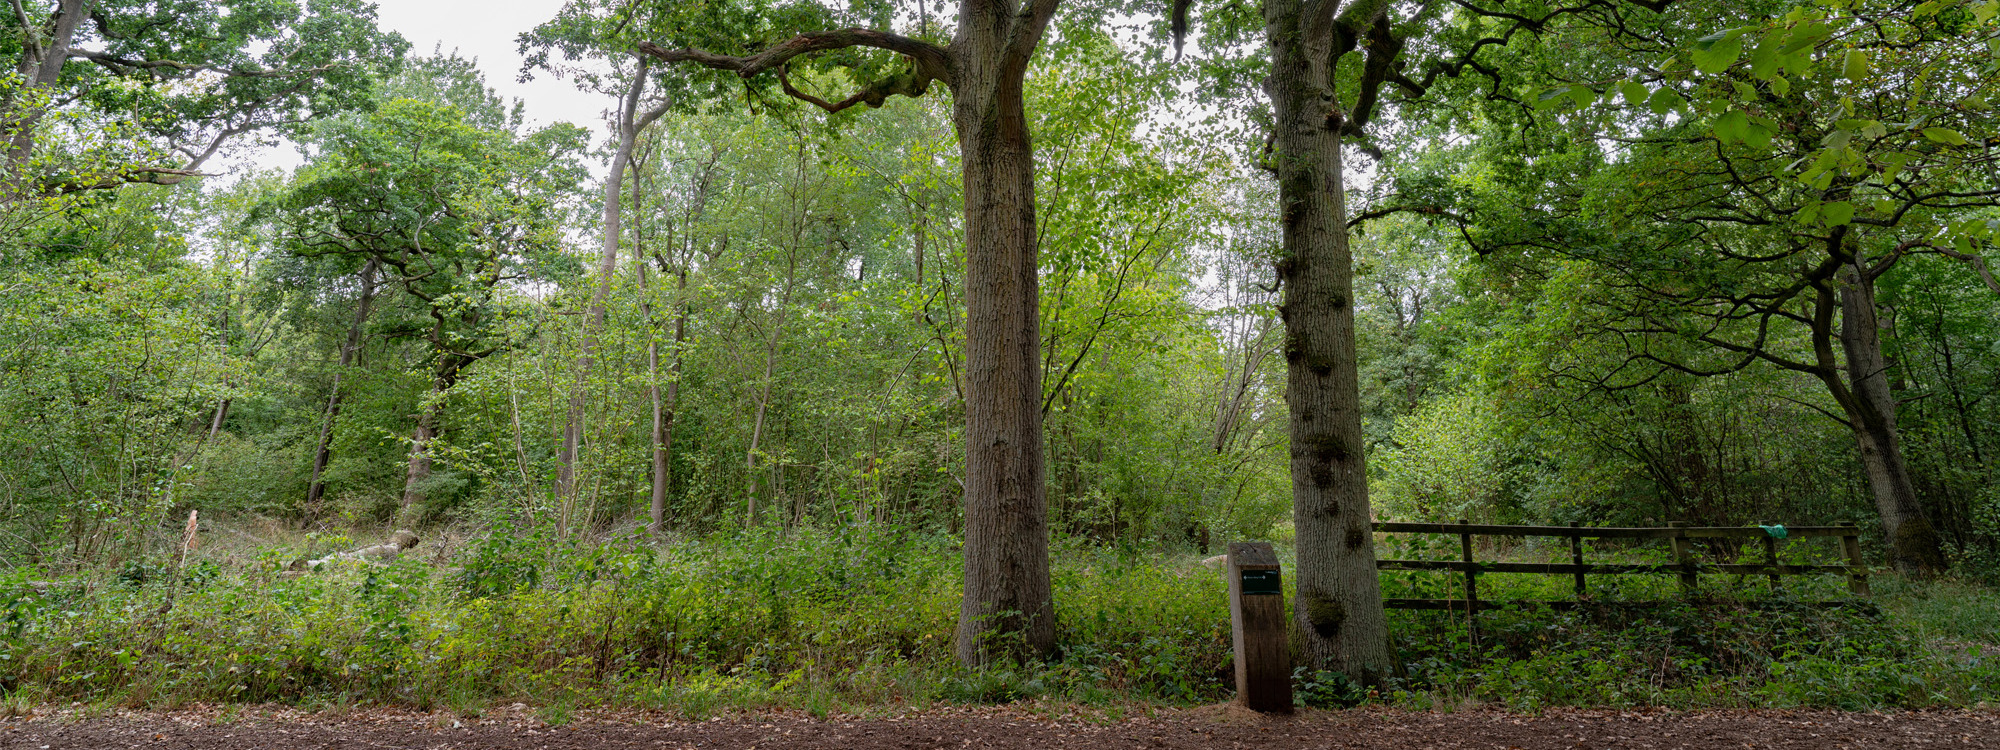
[1781,23,1831,54]
[1620,81,1650,106]
[1745,123,1774,150]
[1976,0,1998,24]
[1842,49,1870,81]
[1922,127,1969,145]
[1569,86,1599,109]
[1694,35,1745,74]
[1731,81,1759,100]
[1750,38,1782,79]
[1821,201,1855,226]
[1648,88,1687,115]
[1770,75,1791,96]
[1714,109,1750,143]
[1872,199,1897,215]
[1879,151,1913,183]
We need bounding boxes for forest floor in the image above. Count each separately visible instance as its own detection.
[1,703,1994,749]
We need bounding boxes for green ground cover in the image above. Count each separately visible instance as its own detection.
[0,527,1993,715]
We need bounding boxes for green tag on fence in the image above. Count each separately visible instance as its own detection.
[1760,524,1788,539]
[1240,569,1282,596]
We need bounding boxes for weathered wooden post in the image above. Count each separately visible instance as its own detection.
[1569,521,1585,598]
[1762,526,1781,589]
[1458,518,1478,648]
[1227,541,1291,713]
[1668,521,1697,592]
[1840,524,1871,598]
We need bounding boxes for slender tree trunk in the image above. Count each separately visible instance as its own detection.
[205,399,231,441]
[1263,0,1391,680]
[949,17,1056,665]
[632,171,674,537]
[744,324,782,526]
[1839,264,1947,575]
[306,259,379,515]
[559,61,669,503]
[647,263,689,535]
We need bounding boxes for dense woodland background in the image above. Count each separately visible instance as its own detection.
[0,0,1996,710]
[3,0,1994,573]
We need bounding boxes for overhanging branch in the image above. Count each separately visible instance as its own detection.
[637,28,953,88]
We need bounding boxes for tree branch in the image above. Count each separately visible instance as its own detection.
[637,29,953,88]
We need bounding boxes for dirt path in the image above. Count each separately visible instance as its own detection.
[2,704,1993,749]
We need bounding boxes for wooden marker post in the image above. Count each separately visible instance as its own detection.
[1227,541,1291,713]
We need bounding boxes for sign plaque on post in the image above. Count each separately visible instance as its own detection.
[1227,541,1292,713]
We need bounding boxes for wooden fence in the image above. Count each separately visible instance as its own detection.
[1372,520,1870,642]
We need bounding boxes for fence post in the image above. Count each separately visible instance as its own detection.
[1459,518,1478,648]
[1668,521,1697,593]
[1226,541,1292,713]
[1840,525,1871,598]
[1762,525,1780,589]
[1569,521,1585,598]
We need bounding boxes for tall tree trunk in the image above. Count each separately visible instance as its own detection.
[949,14,1056,665]
[639,1,1061,668]
[400,351,469,524]
[5,0,90,171]
[306,259,379,515]
[558,61,669,503]
[399,388,440,521]
[1263,0,1392,681]
[746,335,776,527]
[632,162,676,537]
[1838,263,1947,575]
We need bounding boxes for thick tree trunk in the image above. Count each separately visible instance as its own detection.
[1838,266,1947,576]
[400,351,469,524]
[638,3,1059,667]
[306,259,379,515]
[398,390,439,521]
[1263,0,1391,681]
[5,0,90,170]
[949,23,1055,665]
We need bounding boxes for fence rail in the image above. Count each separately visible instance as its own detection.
[1371,520,1871,645]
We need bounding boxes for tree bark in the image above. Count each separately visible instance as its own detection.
[949,2,1057,665]
[1838,262,1947,576]
[5,0,90,170]
[637,0,1061,666]
[1263,0,1392,681]
[400,351,472,524]
[558,59,669,504]
[399,392,439,520]
[306,259,379,516]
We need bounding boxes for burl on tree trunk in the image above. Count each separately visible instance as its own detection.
[1261,0,1394,679]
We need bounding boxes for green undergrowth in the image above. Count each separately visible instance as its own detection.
[0,527,1992,714]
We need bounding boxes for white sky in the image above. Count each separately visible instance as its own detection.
[245,0,613,173]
